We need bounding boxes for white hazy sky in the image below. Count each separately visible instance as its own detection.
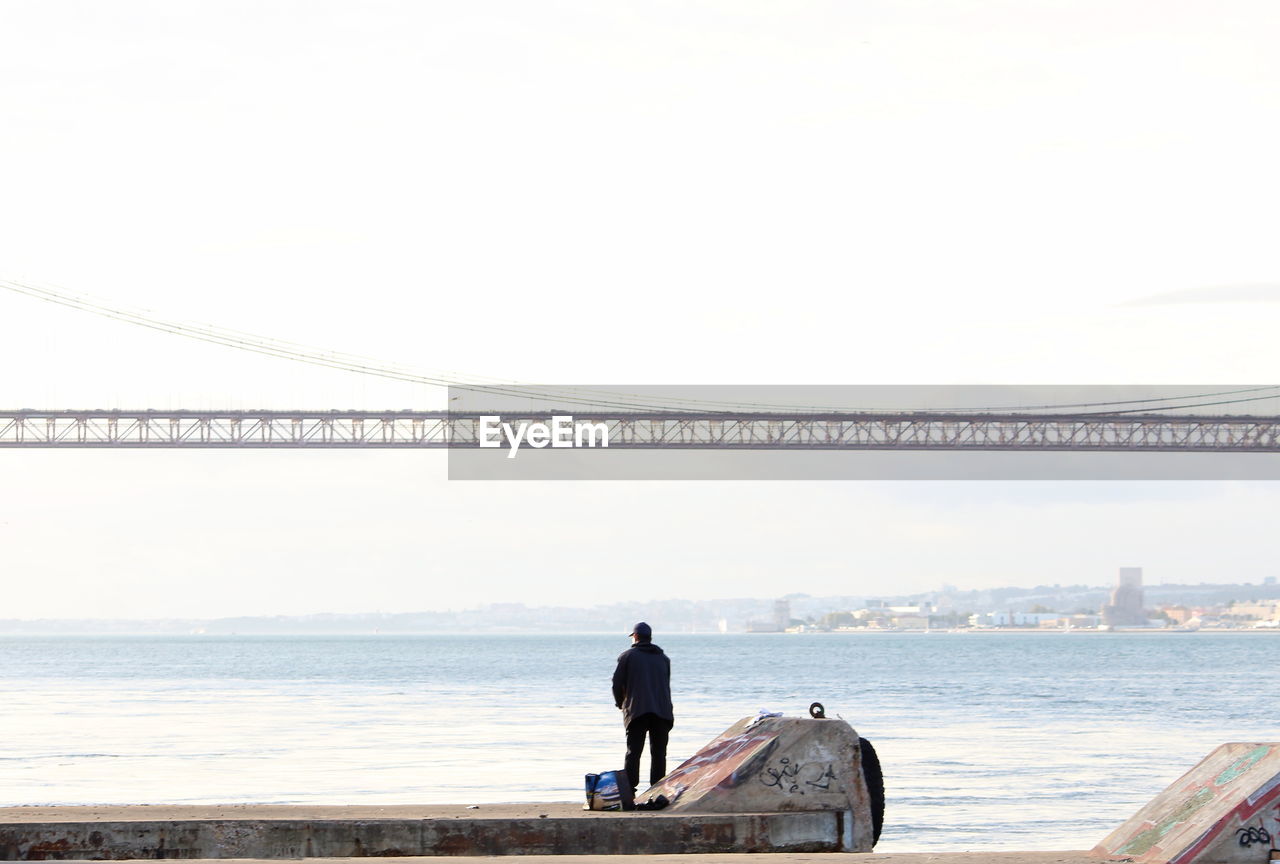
[2,1,1280,618]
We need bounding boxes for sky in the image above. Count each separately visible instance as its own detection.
[2,1,1280,618]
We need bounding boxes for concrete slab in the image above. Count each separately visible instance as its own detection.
[1091,742,1280,864]
[644,716,875,852]
[22,853,1100,864]
[0,806,597,825]
[0,805,846,859]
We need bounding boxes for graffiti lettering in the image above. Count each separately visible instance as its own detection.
[760,757,803,793]
[758,758,840,795]
[805,763,837,791]
[1234,824,1272,848]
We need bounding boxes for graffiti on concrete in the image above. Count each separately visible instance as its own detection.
[759,758,839,795]
[1233,824,1271,848]
[654,730,775,803]
[805,763,837,792]
[760,757,801,793]
[1098,743,1280,864]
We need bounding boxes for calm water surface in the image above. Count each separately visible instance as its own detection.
[1,632,1276,852]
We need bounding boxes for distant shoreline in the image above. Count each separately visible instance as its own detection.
[785,627,1278,635]
[0,627,1276,637]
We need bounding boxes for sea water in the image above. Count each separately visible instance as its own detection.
[1,632,1276,852]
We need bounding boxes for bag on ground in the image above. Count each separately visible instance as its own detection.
[583,770,635,811]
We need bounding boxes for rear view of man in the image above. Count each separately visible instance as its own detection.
[611,622,673,794]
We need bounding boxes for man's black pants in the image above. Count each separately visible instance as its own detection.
[625,712,674,793]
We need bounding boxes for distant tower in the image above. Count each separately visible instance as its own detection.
[1102,567,1146,626]
[773,599,791,631]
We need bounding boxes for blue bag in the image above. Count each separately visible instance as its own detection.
[584,770,635,811]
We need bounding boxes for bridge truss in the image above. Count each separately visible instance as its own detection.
[3,409,1280,451]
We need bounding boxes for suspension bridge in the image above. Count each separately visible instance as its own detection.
[3,408,1280,450]
[4,282,1280,453]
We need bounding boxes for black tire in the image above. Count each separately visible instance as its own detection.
[858,736,884,846]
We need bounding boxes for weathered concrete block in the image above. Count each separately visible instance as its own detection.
[1092,742,1280,864]
[643,715,875,852]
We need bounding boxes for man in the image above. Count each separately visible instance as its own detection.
[611,621,674,794]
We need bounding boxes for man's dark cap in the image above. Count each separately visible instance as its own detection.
[630,622,652,641]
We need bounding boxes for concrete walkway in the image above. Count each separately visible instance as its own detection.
[32,855,1102,863]
[0,804,599,823]
[0,808,1105,862]
[0,804,847,859]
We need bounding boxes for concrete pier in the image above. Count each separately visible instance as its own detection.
[0,804,850,859]
[6,855,1100,864]
[0,715,889,860]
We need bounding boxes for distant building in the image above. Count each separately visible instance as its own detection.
[876,603,930,616]
[1102,567,1147,626]
[893,614,930,629]
[773,599,791,632]
[969,611,1062,627]
[746,598,792,633]
[1062,613,1102,628]
[851,608,889,628]
[1226,602,1280,624]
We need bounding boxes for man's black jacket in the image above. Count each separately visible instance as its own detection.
[612,641,673,729]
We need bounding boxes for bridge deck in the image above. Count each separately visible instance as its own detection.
[3,410,1280,450]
